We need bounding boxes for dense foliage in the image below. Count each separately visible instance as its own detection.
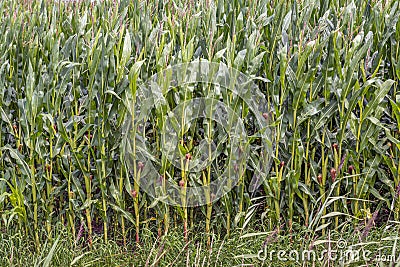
[0,0,399,252]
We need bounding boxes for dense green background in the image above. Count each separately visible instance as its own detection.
[0,1,399,265]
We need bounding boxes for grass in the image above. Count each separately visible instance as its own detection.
[0,222,399,267]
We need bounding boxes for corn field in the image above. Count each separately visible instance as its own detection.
[0,0,399,252]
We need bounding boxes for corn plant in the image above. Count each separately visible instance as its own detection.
[0,0,399,248]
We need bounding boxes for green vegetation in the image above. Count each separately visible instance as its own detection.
[0,0,399,265]
[0,223,399,266]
